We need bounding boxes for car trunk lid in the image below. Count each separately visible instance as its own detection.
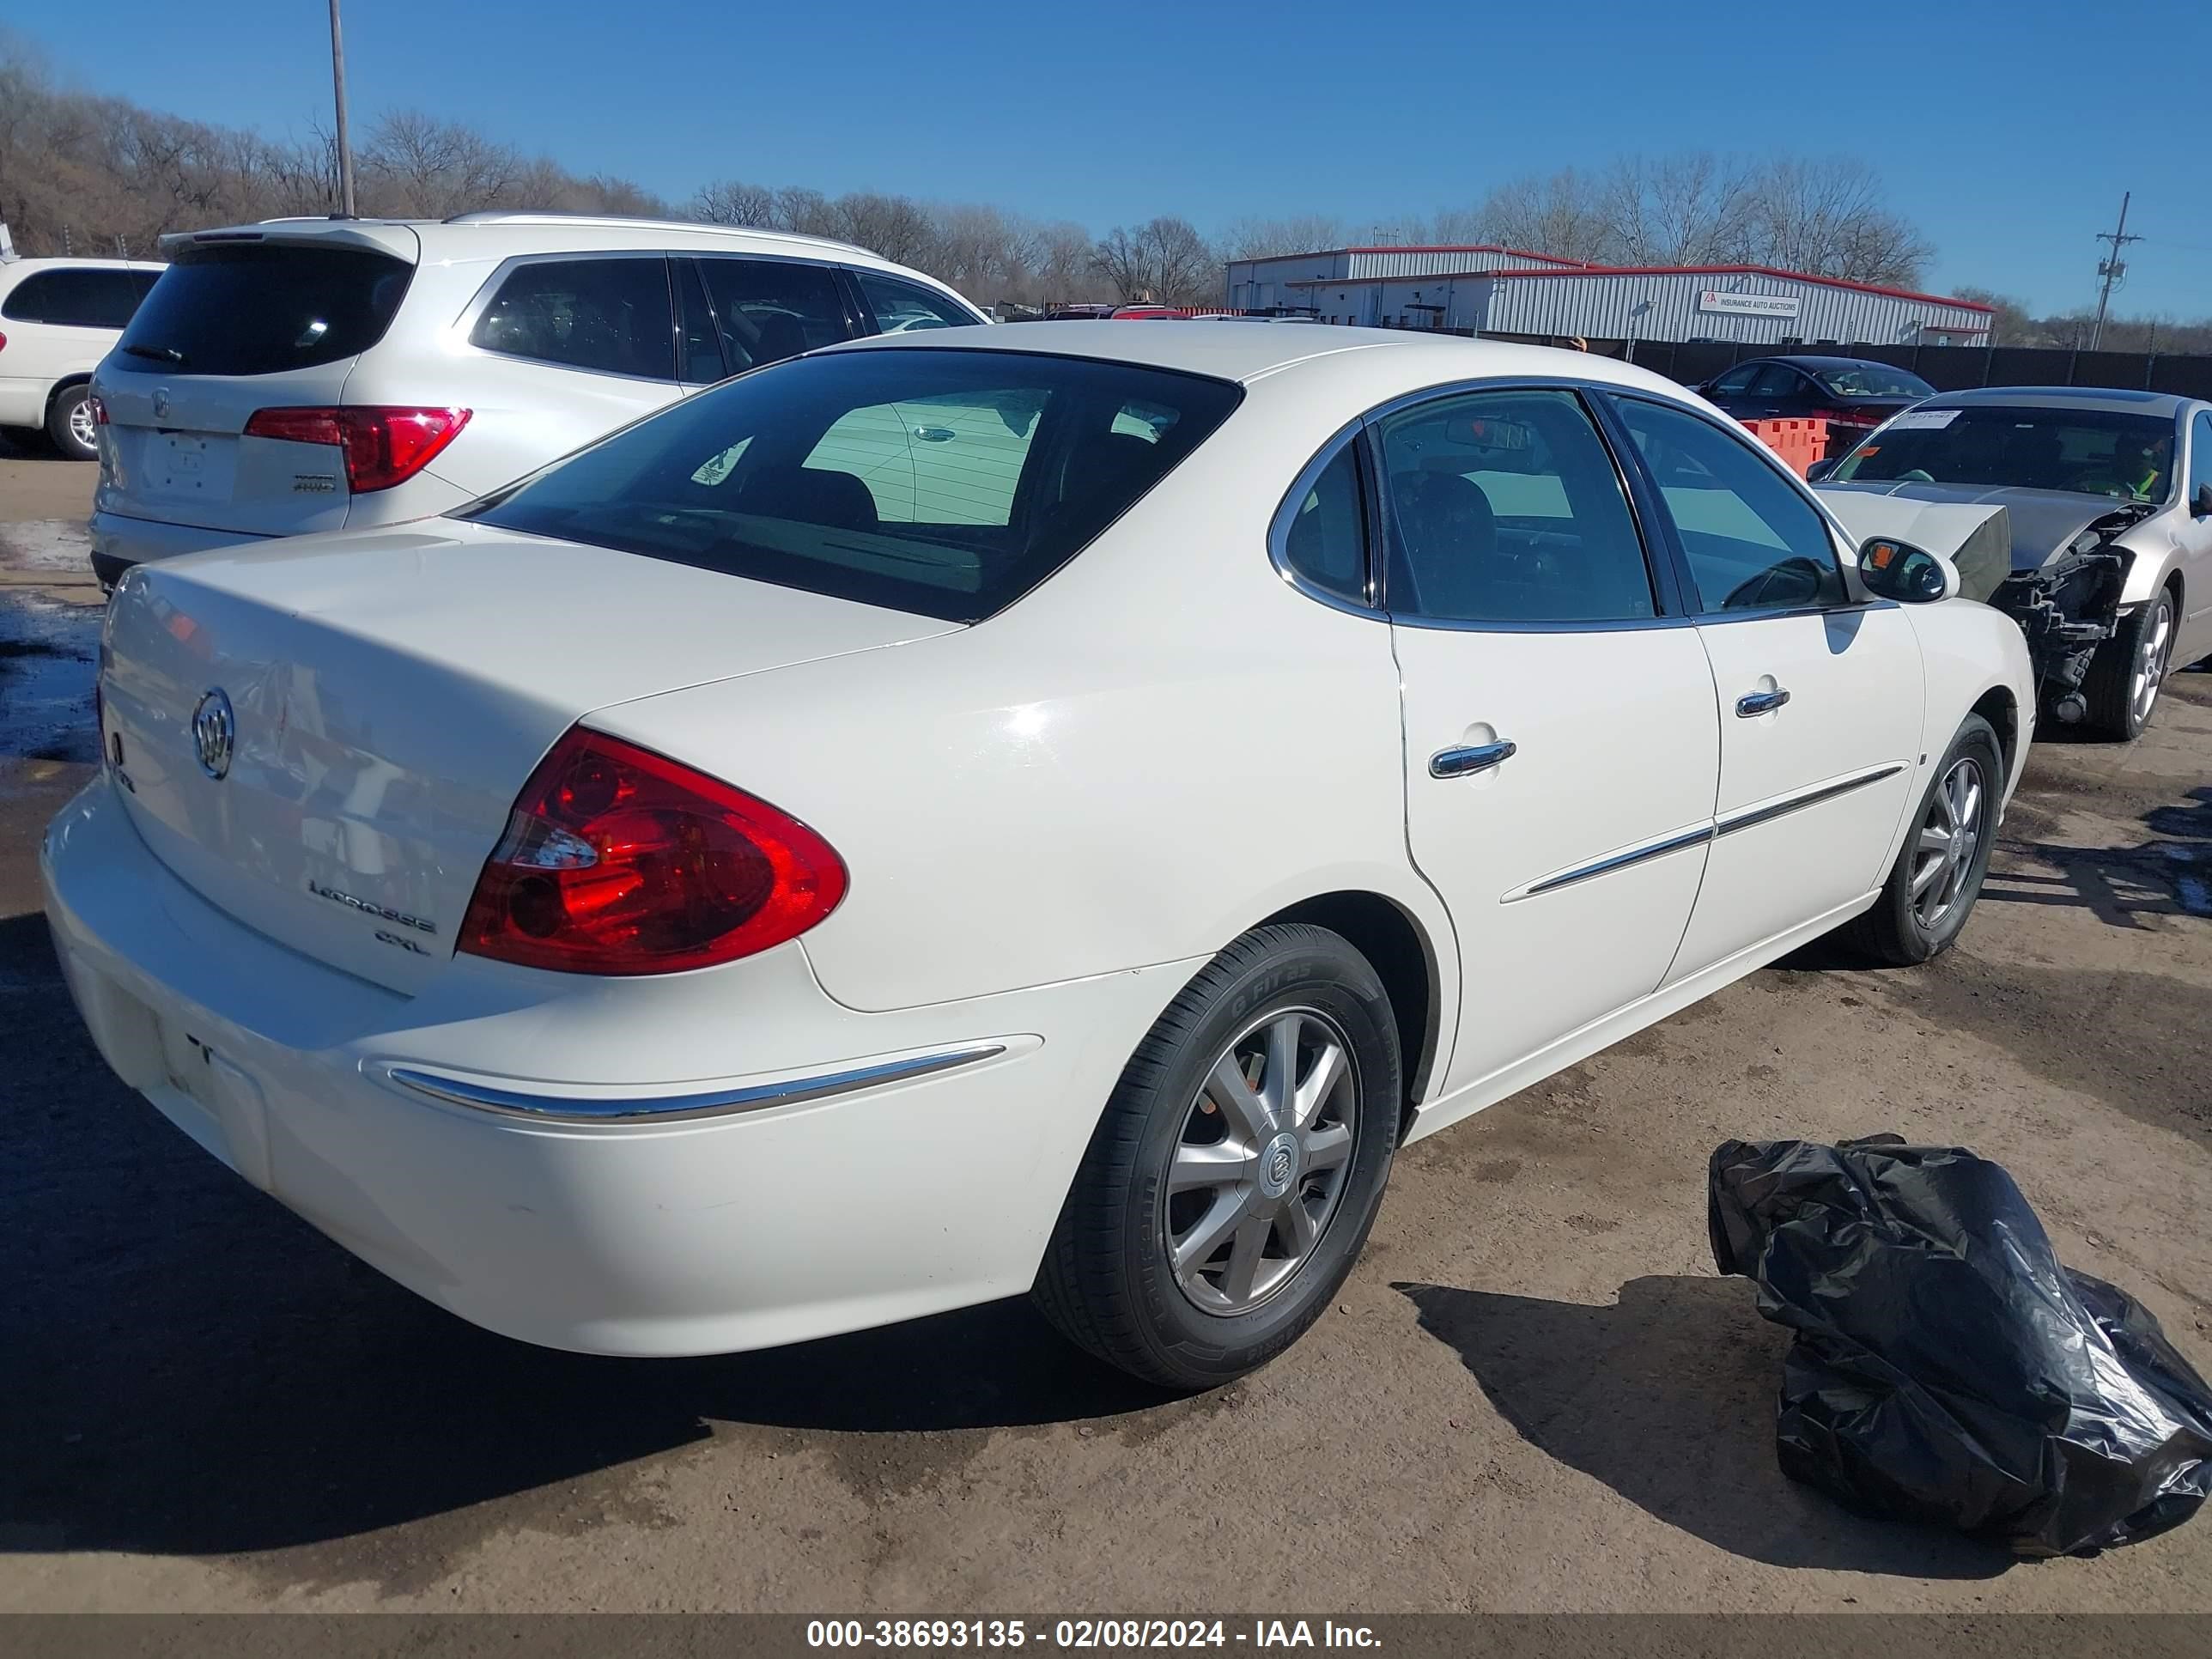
[100,520,957,993]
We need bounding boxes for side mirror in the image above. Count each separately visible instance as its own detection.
[2194,483,2212,519]
[1859,537,1960,605]
[1805,458,1837,483]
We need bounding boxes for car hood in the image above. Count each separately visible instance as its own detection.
[1815,481,2154,571]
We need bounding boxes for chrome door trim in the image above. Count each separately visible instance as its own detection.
[1430,738,1517,778]
[1735,687,1792,716]
[1509,822,1717,902]
[1502,760,1910,902]
[382,1042,1010,1124]
[1714,763,1909,839]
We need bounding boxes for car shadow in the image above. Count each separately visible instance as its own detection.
[1983,786,2212,930]
[1,911,1173,1557]
[1396,1277,2013,1578]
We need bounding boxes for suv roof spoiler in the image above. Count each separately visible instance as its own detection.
[439,210,873,260]
[160,220,423,263]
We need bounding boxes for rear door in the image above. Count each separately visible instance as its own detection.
[1376,383,1721,1107]
[692,255,855,375]
[1607,392,1923,977]
[94,233,421,537]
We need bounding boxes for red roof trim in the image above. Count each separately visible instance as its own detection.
[1233,243,1592,269]
[1283,262,1991,313]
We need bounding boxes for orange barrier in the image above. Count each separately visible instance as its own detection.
[1738,417,1828,478]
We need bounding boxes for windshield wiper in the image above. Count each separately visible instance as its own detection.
[121,343,186,365]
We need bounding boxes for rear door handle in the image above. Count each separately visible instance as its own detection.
[1736,688,1791,717]
[1430,739,1517,778]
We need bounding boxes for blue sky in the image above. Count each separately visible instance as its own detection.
[17,2,2212,314]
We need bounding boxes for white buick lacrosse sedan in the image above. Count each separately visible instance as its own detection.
[45,324,2033,1387]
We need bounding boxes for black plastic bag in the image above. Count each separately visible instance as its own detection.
[1710,1135,2212,1557]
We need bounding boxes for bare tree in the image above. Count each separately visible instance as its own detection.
[1468,169,1613,263]
[693,178,776,227]
[1741,156,1932,287]
[358,109,521,218]
[1091,216,1216,305]
[1601,152,1757,265]
[1219,213,1349,260]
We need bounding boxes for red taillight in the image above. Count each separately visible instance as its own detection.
[459,728,848,976]
[90,394,108,426]
[0,331,9,354]
[243,405,471,492]
[1812,407,1882,430]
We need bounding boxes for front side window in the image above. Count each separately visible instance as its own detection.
[696,258,848,372]
[1747,364,1802,397]
[1279,441,1368,603]
[467,349,1241,623]
[855,270,980,335]
[2,268,145,329]
[1710,365,1759,396]
[1375,387,1656,623]
[471,257,674,380]
[1614,396,1846,613]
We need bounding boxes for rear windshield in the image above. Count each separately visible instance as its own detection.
[1814,364,1933,399]
[465,348,1243,622]
[1832,405,2178,502]
[116,243,413,375]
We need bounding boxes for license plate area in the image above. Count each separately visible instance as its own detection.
[148,433,213,492]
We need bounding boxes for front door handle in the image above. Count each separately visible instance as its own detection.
[1736,687,1791,717]
[1430,739,1517,778]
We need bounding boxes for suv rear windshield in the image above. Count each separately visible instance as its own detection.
[116,243,413,375]
[465,348,1243,622]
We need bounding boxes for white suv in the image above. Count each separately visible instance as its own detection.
[88,213,987,586]
[0,257,164,459]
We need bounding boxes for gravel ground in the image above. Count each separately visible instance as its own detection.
[3,454,2209,1615]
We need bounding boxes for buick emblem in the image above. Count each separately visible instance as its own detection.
[153,386,171,420]
[191,688,234,779]
[1259,1132,1299,1198]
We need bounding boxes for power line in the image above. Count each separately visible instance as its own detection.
[2089,191,2142,351]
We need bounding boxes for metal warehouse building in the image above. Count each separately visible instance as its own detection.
[1224,246,1993,348]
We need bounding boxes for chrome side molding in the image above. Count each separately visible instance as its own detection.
[383,1043,1011,1124]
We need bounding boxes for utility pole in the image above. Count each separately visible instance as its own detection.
[2089,191,2141,351]
[329,0,357,216]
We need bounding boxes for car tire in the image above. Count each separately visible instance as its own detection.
[2083,587,2176,741]
[46,384,98,461]
[1033,923,1400,1389]
[1842,714,2004,967]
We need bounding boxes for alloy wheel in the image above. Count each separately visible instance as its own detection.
[1161,1006,1360,1316]
[1910,755,1986,932]
[2133,599,2174,726]
[67,397,97,453]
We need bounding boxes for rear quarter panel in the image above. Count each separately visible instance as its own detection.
[587,376,1451,1017]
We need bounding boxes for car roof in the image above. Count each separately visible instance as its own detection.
[1922,385,2200,417]
[823,319,1701,396]
[161,213,929,278]
[1741,354,1914,374]
[0,256,167,274]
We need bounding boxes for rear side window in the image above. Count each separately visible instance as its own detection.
[2,268,148,329]
[1279,442,1368,603]
[118,244,411,374]
[695,258,848,373]
[467,349,1242,623]
[471,257,674,380]
[1376,387,1656,623]
[854,270,981,335]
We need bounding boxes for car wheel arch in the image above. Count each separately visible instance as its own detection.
[46,372,93,415]
[1969,684,2021,786]
[1252,890,1442,1142]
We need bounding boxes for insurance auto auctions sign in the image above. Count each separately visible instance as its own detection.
[1698,289,1802,319]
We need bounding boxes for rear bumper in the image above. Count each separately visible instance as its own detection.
[42,775,1189,1356]
[89,511,269,586]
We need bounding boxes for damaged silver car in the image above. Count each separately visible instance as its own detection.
[1813,387,2212,740]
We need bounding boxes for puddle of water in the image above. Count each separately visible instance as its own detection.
[0,518,95,574]
[0,592,100,764]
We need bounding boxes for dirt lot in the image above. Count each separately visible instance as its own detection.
[3,450,2209,1614]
